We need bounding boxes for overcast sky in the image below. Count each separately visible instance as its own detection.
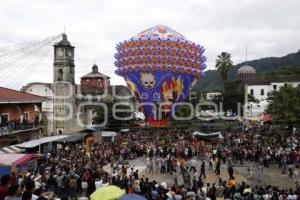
[0,0,299,89]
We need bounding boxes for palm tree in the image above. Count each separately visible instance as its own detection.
[215,52,234,90]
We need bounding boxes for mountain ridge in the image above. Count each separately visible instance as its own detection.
[193,50,300,91]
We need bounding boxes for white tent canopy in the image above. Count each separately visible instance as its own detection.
[120,129,130,132]
[101,131,117,137]
[15,135,70,148]
[192,131,224,139]
[0,154,28,165]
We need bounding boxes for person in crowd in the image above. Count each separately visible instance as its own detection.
[4,184,22,200]
[21,192,31,200]
[2,127,300,200]
[200,161,206,179]
[0,175,11,200]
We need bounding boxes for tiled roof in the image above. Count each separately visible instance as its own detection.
[81,72,110,79]
[248,75,300,85]
[0,86,50,103]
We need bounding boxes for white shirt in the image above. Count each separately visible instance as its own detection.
[95,180,103,189]
[31,194,38,200]
[287,194,297,200]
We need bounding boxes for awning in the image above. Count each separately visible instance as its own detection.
[192,131,224,139]
[102,131,117,137]
[0,145,24,154]
[0,153,40,166]
[261,114,273,121]
[13,154,41,166]
[56,135,86,142]
[15,135,70,148]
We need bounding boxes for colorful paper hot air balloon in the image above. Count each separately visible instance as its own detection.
[115,25,206,127]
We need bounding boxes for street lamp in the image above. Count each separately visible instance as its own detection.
[238,65,256,118]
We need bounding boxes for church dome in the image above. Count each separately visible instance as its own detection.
[56,33,72,46]
[81,64,110,79]
[92,64,98,73]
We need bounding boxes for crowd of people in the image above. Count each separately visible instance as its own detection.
[1,128,300,200]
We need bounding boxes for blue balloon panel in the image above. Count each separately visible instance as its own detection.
[124,71,195,126]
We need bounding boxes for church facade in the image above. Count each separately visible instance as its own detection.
[22,33,131,135]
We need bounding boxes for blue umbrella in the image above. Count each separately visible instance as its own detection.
[119,194,147,200]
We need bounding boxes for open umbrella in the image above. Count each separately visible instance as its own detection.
[119,194,147,200]
[90,185,125,200]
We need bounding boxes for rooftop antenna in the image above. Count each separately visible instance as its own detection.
[63,26,66,34]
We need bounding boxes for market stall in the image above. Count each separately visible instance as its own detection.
[192,131,224,140]
[0,153,41,177]
[102,131,117,142]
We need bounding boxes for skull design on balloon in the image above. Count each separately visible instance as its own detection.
[141,73,156,89]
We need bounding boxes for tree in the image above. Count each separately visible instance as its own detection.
[175,104,192,118]
[212,79,256,115]
[93,99,134,130]
[215,52,234,90]
[267,85,300,123]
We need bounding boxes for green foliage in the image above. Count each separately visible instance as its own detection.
[267,85,300,123]
[222,79,244,114]
[215,52,234,89]
[175,104,192,118]
[93,99,134,130]
[210,79,256,114]
[268,65,300,75]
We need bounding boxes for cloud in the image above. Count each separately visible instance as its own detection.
[0,0,299,89]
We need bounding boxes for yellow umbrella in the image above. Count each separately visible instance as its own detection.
[90,185,125,200]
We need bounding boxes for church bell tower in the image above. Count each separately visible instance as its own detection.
[53,33,76,135]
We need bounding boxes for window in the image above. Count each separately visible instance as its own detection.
[273,85,277,90]
[57,69,63,81]
[0,114,9,124]
[284,83,288,87]
[97,81,102,88]
[261,89,264,96]
[250,89,254,96]
[58,129,63,135]
[23,112,29,120]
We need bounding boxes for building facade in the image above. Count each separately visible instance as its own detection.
[22,33,131,135]
[248,75,300,101]
[0,86,49,146]
[52,33,76,135]
[21,83,53,135]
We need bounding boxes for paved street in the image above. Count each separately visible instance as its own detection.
[103,158,298,189]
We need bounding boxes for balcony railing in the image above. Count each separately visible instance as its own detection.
[0,120,42,136]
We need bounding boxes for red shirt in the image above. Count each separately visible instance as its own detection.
[0,185,9,200]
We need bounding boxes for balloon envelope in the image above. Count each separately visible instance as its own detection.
[90,185,125,200]
[115,25,206,127]
[119,194,147,200]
